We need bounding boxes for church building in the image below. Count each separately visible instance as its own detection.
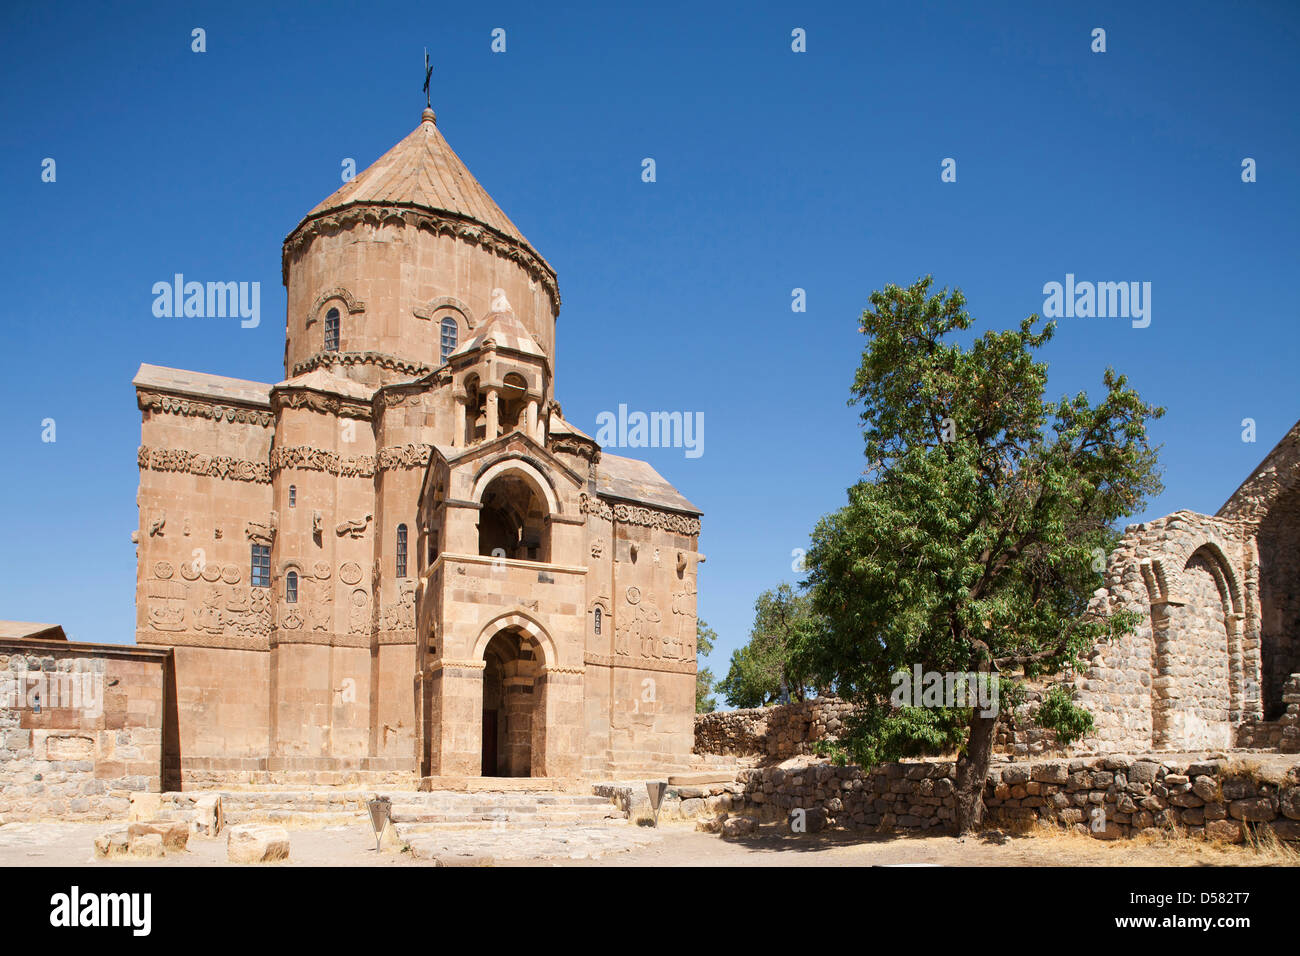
[132,105,703,785]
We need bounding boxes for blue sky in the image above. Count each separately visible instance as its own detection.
[1,1,1297,702]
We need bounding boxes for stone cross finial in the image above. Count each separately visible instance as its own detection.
[423,48,433,109]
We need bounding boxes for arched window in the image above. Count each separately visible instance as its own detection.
[324,307,340,352]
[440,316,458,364]
[285,570,298,604]
[594,607,602,635]
[288,485,296,508]
[250,545,270,588]
[396,524,408,578]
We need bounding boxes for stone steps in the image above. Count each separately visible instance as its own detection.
[160,788,628,831]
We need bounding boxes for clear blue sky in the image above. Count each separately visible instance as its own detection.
[2,1,1297,702]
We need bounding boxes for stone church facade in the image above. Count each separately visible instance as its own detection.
[1074,423,1300,754]
[132,107,702,785]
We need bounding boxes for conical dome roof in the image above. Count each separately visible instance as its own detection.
[288,108,549,271]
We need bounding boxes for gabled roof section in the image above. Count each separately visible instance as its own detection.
[134,364,271,407]
[451,310,546,362]
[0,621,66,641]
[1217,419,1300,523]
[273,368,377,402]
[291,109,550,273]
[597,454,702,515]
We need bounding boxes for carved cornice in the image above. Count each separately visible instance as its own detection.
[138,445,270,484]
[292,350,431,379]
[583,653,697,675]
[282,204,560,313]
[377,443,433,472]
[550,435,601,465]
[271,388,373,420]
[579,493,701,536]
[266,443,434,478]
[431,659,487,673]
[270,445,375,478]
[137,391,274,428]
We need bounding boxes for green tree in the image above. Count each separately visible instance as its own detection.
[696,619,718,713]
[718,584,818,708]
[801,277,1162,834]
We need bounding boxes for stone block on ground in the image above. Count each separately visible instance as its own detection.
[93,826,131,859]
[227,824,290,863]
[721,816,756,839]
[192,794,224,837]
[128,832,165,858]
[128,792,162,822]
[129,820,189,852]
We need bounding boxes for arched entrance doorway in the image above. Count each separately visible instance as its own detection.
[481,629,542,776]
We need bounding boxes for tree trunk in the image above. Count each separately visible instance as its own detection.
[954,710,997,835]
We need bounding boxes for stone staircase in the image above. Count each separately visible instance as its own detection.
[389,791,627,833]
[158,788,630,831]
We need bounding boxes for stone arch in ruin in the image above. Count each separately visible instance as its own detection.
[1148,542,1243,750]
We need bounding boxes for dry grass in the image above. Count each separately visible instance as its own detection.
[1000,817,1300,865]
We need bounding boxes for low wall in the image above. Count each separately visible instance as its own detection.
[0,638,174,821]
[688,755,1300,843]
[694,698,854,760]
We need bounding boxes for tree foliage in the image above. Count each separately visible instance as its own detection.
[718,584,819,709]
[696,619,718,713]
[801,276,1163,832]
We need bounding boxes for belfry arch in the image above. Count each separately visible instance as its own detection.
[475,464,554,562]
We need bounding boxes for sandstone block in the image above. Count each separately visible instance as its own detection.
[93,826,130,858]
[128,792,162,822]
[129,833,165,858]
[129,820,188,852]
[227,824,290,863]
[192,794,224,837]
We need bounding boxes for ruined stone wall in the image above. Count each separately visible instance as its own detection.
[1075,510,1253,752]
[705,755,1300,843]
[0,639,172,821]
[694,698,854,760]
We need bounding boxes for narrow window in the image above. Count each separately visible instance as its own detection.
[396,524,408,578]
[594,607,602,635]
[286,570,298,604]
[440,316,458,364]
[324,307,340,352]
[288,485,296,508]
[251,544,271,588]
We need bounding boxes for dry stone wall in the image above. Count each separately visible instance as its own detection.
[694,698,854,760]
[701,755,1300,843]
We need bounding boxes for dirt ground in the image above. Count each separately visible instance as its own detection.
[2,819,1295,867]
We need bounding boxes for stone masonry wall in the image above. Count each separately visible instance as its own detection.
[699,755,1300,843]
[0,638,173,821]
[694,698,854,760]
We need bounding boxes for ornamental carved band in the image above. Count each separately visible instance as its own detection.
[138,445,270,483]
[272,390,372,420]
[137,391,274,428]
[291,349,431,380]
[270,445,376,478]
[579,493,700,536]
